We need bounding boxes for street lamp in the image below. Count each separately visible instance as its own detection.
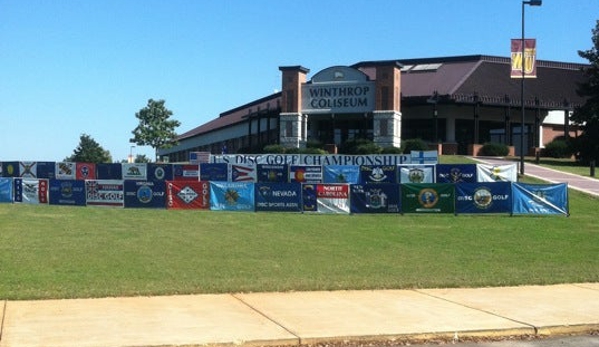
[520,0,542,175]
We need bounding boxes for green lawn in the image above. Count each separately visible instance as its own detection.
[1,165,597,300]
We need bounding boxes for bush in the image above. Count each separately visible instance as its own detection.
[262,144,287,154]
[401,138,429,154]
[338,138,377,154]
[354,143,382,154]
[381,146,403,154]
[479,142,509,156]
[542,139,573,158]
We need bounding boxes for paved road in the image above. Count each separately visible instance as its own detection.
[416,335,599,347]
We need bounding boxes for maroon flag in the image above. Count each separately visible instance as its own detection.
[511,39,537,78]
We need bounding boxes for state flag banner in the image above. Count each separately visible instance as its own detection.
[76,163,96,180]
[85,180,124,207]
[36,162,56,179]
[398,164,435,183]
[56,162,76,180]
[323,165,360,184]
[2,162,19,177]
[19,162,37,178]
[173,164,200,181]
[230,163,257,182]
[314,183,350,214]
[14,178,48,204]
[512,183,569,216]
[257,164,288,183]
[350,184,400,214]
[122,163,147,180]
[359,165,397,184]
[209,181,255,212]
[476,164,518,182]
[289,165,322,183]
[436,164,477,183]
[200,163,228,181]
[255,182,302,212]
[401,183,455,214]
[124,180,166,208]
[49,179,86,206]
[96,163,123,180]
[147,164,173,181]
[455,182,512,214]
[166,181,210,209]
[0,178,13,202]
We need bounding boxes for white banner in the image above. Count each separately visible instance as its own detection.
[476,164,518,182]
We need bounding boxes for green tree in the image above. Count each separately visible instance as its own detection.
[572,20,599,164]
[130,99,181,160]
[67,134,112,163]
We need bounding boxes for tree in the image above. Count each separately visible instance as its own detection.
[572,20,599,164]
[67,134,112,163]
[130,99,181,160]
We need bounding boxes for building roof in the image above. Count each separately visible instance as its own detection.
[177,55,589,141]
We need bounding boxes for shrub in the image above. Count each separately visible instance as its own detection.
[401,138,429,154]
[381,146,403,154]
[354,143,382,154]
[262,144,287,154]
[479,142,509,156]
[542,139,573,158]
[338,138,376,154]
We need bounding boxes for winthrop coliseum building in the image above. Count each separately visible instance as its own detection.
[158,55,588,162]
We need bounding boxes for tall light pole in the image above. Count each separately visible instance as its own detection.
[520,0,542,175]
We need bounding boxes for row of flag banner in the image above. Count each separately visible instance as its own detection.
[0,161,518,184]
[0,178,568,216]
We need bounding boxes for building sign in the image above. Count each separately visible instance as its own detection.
[301,66,375,114]
[511,39,537,78]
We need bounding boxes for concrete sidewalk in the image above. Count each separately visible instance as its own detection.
[1,283,598,347]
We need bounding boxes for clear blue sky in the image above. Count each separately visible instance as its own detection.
[0,0,596,162]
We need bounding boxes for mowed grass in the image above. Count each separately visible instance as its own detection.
[0,155,597,300]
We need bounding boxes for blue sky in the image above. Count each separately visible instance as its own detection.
[0,0,596,162]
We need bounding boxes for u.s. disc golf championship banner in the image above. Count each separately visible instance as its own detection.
[166,181,210,209]
[257,164,288,183]
[303,183,350,214]
[122,163,147,180]
[401,183,455,213]
[255,182,302,212]
[398,164,435,183]
[210,182,255,211]
[289,165,322,183]
[477,164,517,182]
[512,183,569,215]
[350,184,400,213]
[49,179,86,206]
[200,163,228,182]
[14,178,48,204]
[230,163,257,182]
[323,165,360,184]
[147,163,174,182]
[455,182,512,214]
[359,165,397,184]
[436,164,477,183]
[0,178,13,202]
[85,180,124,207]
[124,180,166,208]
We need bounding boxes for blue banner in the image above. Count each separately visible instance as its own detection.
[289,165,322,183]
[301,184,317,212]
[96,163,122,180]
[322,165,360,184]
[512,183,569,215]
[398,164,435,183]
[147,163,174,181]
[0,178,13,202]
[173,164,199,181]
[209,182,255,211]
[455,182,512,214]
[124,180,166,208]
[2,162,19,177]
[350,184,400,213]
[436,164,477,183]
[49,179,86,206]
[36,161,56,179]
[13,178,22,202]
[257,164,288,183]
[359,165,397,184]
[200,163,228,181]
[255,183,302,212]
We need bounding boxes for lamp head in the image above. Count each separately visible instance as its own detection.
[526,0,542,6]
